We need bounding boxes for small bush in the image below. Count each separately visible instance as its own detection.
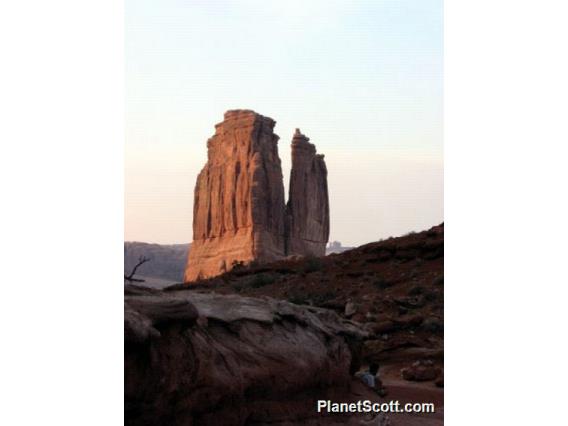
[424,290,439,302]
[409,268,419,279]
[232,281,246,293]
[310,291,336,306]
[288,294,309,305]
[373,277,393,290]
[303,256,324,273]
[421,317,444,333]
[247,273,277,288]
[408,285,425,296]
[231,260,245,269]
[287,291,335,307]
[275,266,295,275]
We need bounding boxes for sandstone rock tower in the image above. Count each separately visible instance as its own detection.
[286,129,330,257]
[184,110,329,282]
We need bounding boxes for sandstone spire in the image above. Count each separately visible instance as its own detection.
[184,110,287,282]
[184,112,329,282]
[286,129,330,257]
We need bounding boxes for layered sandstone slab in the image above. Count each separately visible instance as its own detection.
[184,110,287,281]
[125,286,369,425]
[286,129,330,256]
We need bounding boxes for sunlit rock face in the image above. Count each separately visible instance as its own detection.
[184,111,329,282]
[184,110,287,282]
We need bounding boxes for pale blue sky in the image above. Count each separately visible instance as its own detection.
[125,0,443,245]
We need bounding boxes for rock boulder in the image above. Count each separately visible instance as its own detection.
[125,286,370,425]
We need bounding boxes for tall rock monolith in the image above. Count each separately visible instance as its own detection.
[184,110,287,282]
[285,129,330,257]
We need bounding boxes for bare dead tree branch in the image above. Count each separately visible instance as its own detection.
[125,256,151,282]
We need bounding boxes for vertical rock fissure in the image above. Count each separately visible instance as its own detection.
[232,161,240,232]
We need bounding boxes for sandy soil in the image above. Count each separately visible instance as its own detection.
[376,362,443,425]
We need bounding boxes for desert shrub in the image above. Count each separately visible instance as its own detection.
[408,285,425,296]
[310,291,336,306]
[421,317,444,333]
[373,277,393,290]
[247,273,277,288]
[275,266,295,275]
[424,290,440,302]
[232,281,246,293]
[287,291,335,307]
[247,260,260,269]
[231,260,245,269]
[409,268,419,279]
[394,249,421,261]
[303,256,324,273]
[229,260,251,277]
[288,294,309,305]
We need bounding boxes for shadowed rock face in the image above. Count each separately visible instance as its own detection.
[185,110,287,282]
[286,129,330,257]
[184,111,329,282]
[124,286,369,426]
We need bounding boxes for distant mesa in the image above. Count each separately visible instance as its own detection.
[184,110,330,282]
[326,241,354,254]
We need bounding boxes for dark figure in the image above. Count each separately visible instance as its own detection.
[360,362,387,397]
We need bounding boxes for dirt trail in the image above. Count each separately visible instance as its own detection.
[377,362,444,425]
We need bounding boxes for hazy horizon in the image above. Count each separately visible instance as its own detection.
[126,0,443,246]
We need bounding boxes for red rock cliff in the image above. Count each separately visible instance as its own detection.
[184,110,287,281]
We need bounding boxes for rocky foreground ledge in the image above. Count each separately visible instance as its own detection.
[125,286,377,426]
